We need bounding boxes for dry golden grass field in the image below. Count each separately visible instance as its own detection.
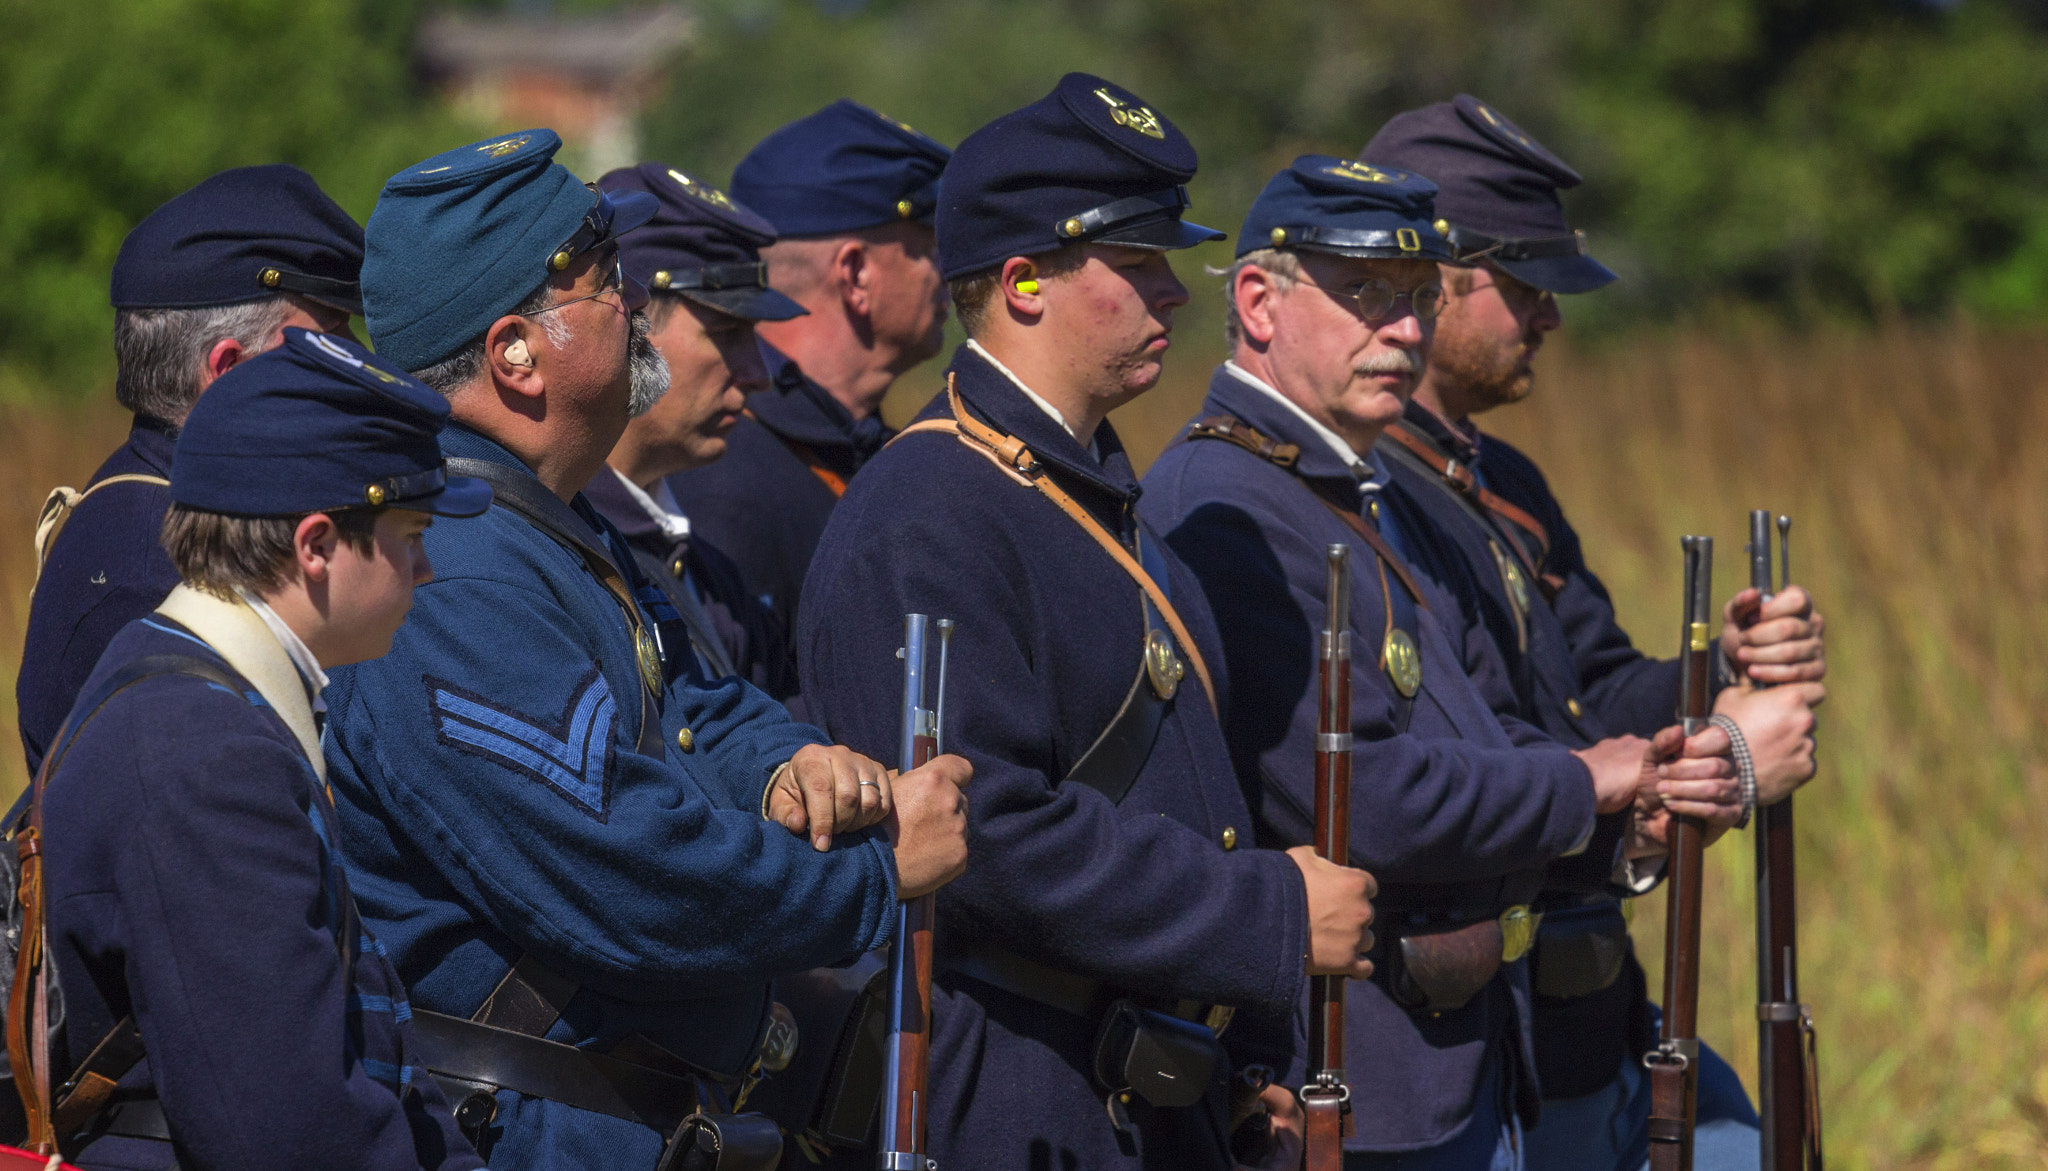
[3,321,2045,1167]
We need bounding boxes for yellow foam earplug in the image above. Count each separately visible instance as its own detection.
[1016,279,1040,295]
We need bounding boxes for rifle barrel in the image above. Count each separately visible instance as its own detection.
[1305,544,1355,1164]
[1650,536,1713,1171]
[881,615,940,1170]
[1754,515,1812,1171]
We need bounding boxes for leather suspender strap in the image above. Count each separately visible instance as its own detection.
[9,653,243,1155]
[34,473,172,580]
[893,378,1218,715]
[1382,422,1551,577]
[743,408,849,498]
[443,458,666,758]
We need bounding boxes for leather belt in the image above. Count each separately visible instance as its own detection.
[411,1011,702,1135]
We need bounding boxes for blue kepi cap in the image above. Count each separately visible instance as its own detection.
[172,328,491,519]
[363,130,658,372]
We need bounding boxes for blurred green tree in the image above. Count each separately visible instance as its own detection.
[642,0,2048,325]
[0,0,467,387]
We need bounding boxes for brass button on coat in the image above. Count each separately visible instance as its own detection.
[1566,697,1584,718]
[1220,826,1238,851]
[675,727,695,752]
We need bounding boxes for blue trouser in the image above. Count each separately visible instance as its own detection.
[1344,1050,1523,1171]
[1523,1007,1759,1171]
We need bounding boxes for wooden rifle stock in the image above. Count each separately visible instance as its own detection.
[1752,513,1822,1171]
[1648,536,1713,1171]
[1302,545,1354,1171]
[880,615,951,1171]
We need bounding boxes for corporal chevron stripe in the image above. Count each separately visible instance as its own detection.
[426,665,618,817]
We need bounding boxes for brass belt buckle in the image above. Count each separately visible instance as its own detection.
[1498,905,1541,964]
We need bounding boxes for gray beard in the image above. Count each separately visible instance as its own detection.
[627,312,671,418]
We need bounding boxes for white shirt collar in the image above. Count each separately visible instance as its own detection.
[966,339,1100,460]
[233,587,329,710]
[607,466,692,543]
[1222,360,1385,490]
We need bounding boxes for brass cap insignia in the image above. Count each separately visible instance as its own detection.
[651,270,672,290]
[1471,103,1534,150]
[1061,218,1086,239]
[259,267,282,289]
[364,483,389,506]
[1434,219,1451,236]
[549,249,574,272]
[635,627,664,694]
[1382,628,1422,698]
[1499,905,1542,963]
[897,198,916,219]
[477,136,532,159]
[1093,88,1167,140]
[1270,227,1289,246]
[667,169,736,210]
[1144,628,1185,700]
[1323,160,1399,185]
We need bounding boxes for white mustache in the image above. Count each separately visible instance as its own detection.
[1356,350,1421,377]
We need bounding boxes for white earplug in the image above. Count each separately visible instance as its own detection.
[504,338,533,369]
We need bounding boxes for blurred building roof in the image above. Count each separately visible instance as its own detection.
[417,4,695,177]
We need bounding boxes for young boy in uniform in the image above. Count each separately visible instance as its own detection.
[32,328,492,1171]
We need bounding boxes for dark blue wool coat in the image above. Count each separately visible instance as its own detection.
[583,467,802,713]
[664,342,892,640]
[798,346,1309,1171]
[17,417,181,776]
[45,615,480,1171]
[1139,366,1600,1154]
[324,426,898,1171]
[1375,402,1699,1101]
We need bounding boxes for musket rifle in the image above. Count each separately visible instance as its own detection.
[879,615,951,1171]
[1647,536,1712,1171]
[1301,544,1354,1171]
[1752,514,1822,1170]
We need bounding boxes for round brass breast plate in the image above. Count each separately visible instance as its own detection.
[635,628,664,694]
[1144,628,1185,700]
[1383,629,1422,698]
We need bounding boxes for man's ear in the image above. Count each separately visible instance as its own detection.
[293,512,339,584]
[1233,263,1283,347]
[484,316,544,399]
[202,336,250,386]
[834,238,871,317]
[998,256,1046,321]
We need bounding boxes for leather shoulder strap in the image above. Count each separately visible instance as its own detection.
[9,652,240,1155]
[33,474,172,581]
[1382,421,1551,574]
[892,380,1217,715]
[443,458,666,758]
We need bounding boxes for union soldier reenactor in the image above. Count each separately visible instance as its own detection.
[583,161,807,706]
[797,74,1379,1170]
[34,329,491,1170]
[321,130,970,1170]
[15,166,362,775]
[1362,97,1826,1171]
[667,100,952,639]
[1138,157,1746,1168]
